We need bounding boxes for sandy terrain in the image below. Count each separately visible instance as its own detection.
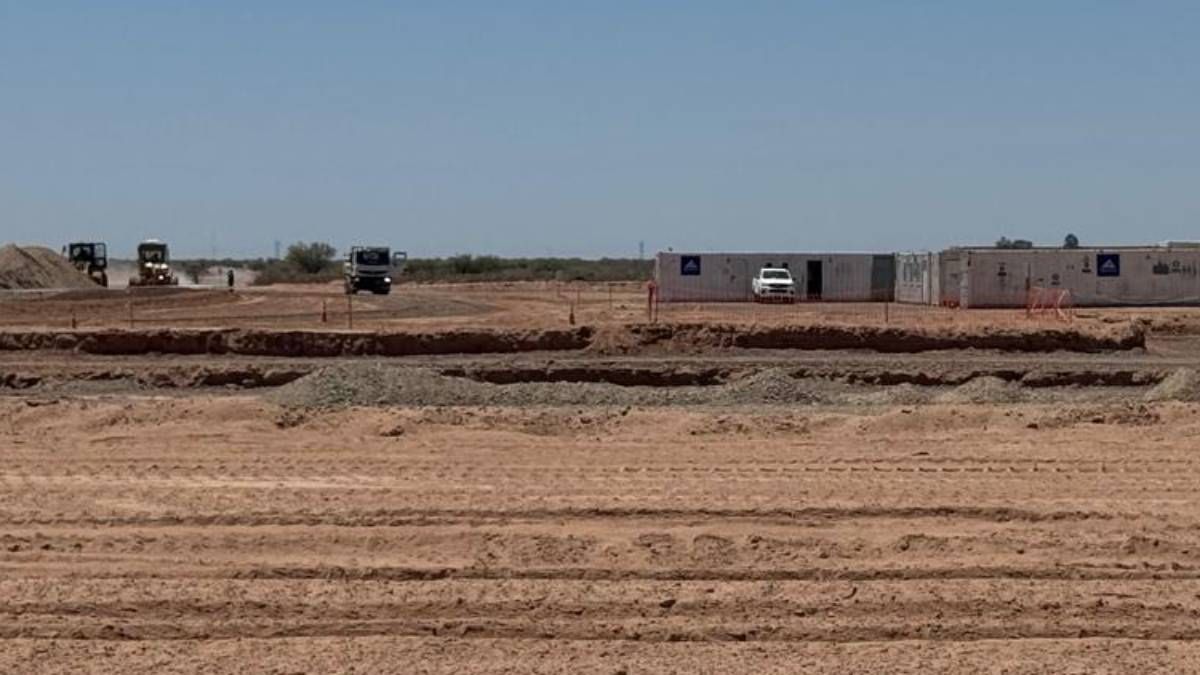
[3,283,1200,673]
[0,280,1169,332]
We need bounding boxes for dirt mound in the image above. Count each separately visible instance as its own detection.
[0,326,594,357]
[853,383,936,406]
[0,321,1144,357]
[270,363,678,408]
[270,364,836,409]
[618,322,1145,354]
[723,369,827,404]
[0,244,96,290]
[1145,368,1200,403]
[935,376,1025,404]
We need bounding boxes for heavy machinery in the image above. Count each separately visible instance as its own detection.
[344,246,406,295]
[64,242,109,287]
[128,239,179,287]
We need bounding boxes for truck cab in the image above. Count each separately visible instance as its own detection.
[65,242,109,287]
[751,267,797,303]
[129,240,178,287]
[344,246,401,295]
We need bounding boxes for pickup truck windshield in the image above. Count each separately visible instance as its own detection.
[762,270,791,280]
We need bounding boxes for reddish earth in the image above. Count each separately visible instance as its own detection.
[2,282,1200,673]
[0,320,1144,358]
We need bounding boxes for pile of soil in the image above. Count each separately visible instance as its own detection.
[935,376,1025,404]
[0,244,96,290]
[0,326,594,356]
[1145,368,1200,403]
[722,369,828,405]
[268,364,1148,411]
[851,383,936,406]
[268,364,833,409]
[619,321,1146,354]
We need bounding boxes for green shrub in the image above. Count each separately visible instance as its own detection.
[402,256,651,282]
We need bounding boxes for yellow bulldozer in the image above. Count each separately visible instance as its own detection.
[128,239,179,287]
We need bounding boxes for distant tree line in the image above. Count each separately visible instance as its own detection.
[171,242,653,287]
[403,255,652,282]
[992,233,1082,250]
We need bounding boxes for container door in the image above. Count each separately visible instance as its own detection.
[871,255,895,301]
[806,260,823,300]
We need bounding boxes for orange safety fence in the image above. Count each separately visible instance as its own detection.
[1026,286,1075,322]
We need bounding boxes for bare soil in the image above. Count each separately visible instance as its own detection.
[0,245,95,290]
[3,282,1200,673]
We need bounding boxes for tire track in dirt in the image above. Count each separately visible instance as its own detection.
[5,393,1200,669]
[1,636,1192,674]
[0,505,1119,528]
[3,577,1200,643]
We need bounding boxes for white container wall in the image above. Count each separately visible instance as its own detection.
[958,248,1200,308]
[896,250,960,306]
[655,252,894,302]
[895,253,937,304]
[939,250,961,305]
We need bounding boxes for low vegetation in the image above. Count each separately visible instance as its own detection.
[247,242,342,286]
[174,242,653,287]
[402,255,652,283]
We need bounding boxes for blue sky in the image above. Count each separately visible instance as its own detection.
[2,2,1198,258]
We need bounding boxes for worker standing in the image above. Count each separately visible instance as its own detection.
[227,269,235,290]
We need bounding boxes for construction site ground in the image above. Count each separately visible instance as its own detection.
[4,283,1200,673]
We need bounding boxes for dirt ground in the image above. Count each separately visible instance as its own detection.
[4,283,1200,673]
[5,280,1192,333]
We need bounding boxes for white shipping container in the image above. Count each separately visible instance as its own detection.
[654,252,895,303]
[957,247,1200,308]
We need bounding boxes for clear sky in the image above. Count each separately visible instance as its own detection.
[2,2,1198,258]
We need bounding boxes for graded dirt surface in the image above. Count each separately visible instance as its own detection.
[4,283,1200,673]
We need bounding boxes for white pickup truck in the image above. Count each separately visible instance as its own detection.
[751,267,797,303]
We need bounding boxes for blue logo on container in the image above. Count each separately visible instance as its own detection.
[680,255,701,276]
[1097,254,1120,277]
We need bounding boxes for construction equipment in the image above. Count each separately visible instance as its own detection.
[64,242,109,287]
[128,239,179,287]
[344,246,404,295]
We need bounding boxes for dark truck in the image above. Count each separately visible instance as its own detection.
[343,246,407,295]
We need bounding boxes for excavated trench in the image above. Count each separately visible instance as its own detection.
[437,364,1168,389]
[0,362,1176,394]
[0,366,311,392]
[0,320,1145,358]
[438,365,733,387]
